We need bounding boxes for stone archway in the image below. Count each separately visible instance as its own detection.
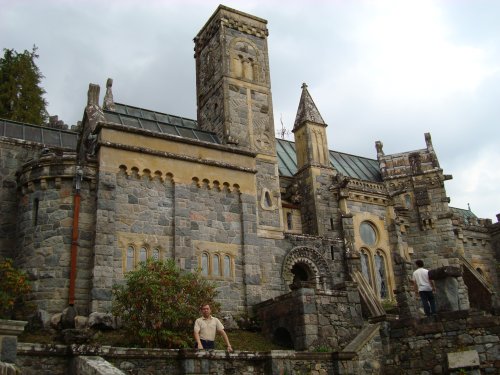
[273,327,294,349]
[282,247,331,291]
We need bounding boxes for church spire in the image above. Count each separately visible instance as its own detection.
[292,83,330,171]
[293,83,326,131]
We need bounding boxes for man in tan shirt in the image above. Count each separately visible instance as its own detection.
[193,304,233,351]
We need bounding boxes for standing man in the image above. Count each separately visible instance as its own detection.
[412,260,437,316]
[194,303,233,351]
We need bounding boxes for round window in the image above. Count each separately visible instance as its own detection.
[360,222,377,246]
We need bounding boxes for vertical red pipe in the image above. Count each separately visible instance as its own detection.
[68,191,81,306]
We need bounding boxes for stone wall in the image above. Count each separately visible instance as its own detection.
[255,286,363,351]
[491,217,500,289]
[457,223,499,292]
[383,311,500,374]
[15,153,97,316]
[16,344,357,375]
[0,139,46,259]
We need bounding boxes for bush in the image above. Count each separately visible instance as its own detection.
[0,258,32,319]
[112,259,220,348]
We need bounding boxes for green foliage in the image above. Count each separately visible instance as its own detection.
[0,258,32,319]
[381,298,397,311]
[0,46,48,124]
[112,259,220,348]
[312,345,331,352]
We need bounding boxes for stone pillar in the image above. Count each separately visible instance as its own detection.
[393,262,420,319]
[0,319,27,363]
[90,171,117,312]
[435,277,460,312]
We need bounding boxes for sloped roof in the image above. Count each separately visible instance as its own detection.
[450,207,478,222]
[104,103,221,144]
[103,103,381,182]
[293,83,326,130]
[0,118,78,149]
[277,138,382,181]
[0,103,382,184]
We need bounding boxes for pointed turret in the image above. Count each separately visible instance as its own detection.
[292,83,329,170]
[293,83,326,131]
[292,83,335,236]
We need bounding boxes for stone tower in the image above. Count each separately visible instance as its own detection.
[292,84,336,236]
[194,5,283,237]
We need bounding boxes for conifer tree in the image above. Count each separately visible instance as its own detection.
[0,46,48,124]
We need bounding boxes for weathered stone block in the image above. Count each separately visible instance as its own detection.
[447,349,480,369]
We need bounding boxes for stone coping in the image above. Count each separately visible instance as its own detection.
[0,320,28,336]
[17,343,356,360]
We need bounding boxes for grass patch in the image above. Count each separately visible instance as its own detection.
[19,328,286,351]
[218,330,286,351]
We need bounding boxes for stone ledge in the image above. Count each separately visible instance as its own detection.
[0,320,28,337]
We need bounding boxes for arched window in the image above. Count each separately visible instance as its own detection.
[286,212,293,230]
[33,198,40,226]
[404,194,412,208]
[224,255,231,277]
[152,248,160,260]
[360,221,377,246]
[139,247,147,263]
[201,253,209,276]
[374,251,388,299]
[357,220,392,300]
[265,191,272,207]
[126,246,135,272]
[360,249,372,287]
[213,254,220,276]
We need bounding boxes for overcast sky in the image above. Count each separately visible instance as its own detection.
[1,0,499,221]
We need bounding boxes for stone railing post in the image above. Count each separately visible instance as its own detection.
[0,319,27,363]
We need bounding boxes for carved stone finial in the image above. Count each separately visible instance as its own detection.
[103,78,115,111]
[87,84,100,107]
[425,132,433,150]
[375,141,384,156]
[301,82,308,89]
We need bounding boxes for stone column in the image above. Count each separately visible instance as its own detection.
[0,319,27,363]
[435,276,460,312]
[393,262,420,319]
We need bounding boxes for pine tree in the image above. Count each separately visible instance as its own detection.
[0,46,48,124]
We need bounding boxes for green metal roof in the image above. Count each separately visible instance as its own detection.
[104,103,220,144]
[277,138,382,182]
[0,118,78,149]
[450,207,478,223]
[0,110,382,183]
[107,104,381,182]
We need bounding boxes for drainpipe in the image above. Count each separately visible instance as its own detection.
[69,166,83,306]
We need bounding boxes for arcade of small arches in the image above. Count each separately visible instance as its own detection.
[123,244,162,272]
[117,165,242,192]
[198,252,235,280]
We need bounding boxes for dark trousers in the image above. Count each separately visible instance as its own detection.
[196,339,215,349]
[419,290,436,316]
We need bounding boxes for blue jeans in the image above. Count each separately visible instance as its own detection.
[196,339,215,349]
[419,291,436,316]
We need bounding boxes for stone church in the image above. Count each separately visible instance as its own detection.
[1,4,499,354]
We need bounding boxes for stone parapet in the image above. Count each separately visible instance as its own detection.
[384,312,500,374]
[16,344,362,375]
